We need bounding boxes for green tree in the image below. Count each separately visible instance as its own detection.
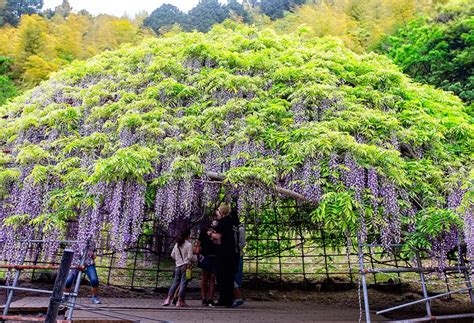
[226,0,251,23]
[3,0,43,26]
[186,0,229,32]
[380,0,474,104]
[0,0,6,26]
[14,14,48,63]
[259,0,305,20]
[0,56,16,105]
[54,0,72,17]
[143,4,185,35]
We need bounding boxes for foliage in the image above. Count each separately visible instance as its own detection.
[0,11,144,90]
[258,0,305,20]
[0,0,43,26]
[380,0,474,104]
[0,25,471,264]
[91,147,158,183]
[145,0,251,34]
[187,0,231,32]
[0,56,17,104]
[143,4,186,35]
[267,0,445,52]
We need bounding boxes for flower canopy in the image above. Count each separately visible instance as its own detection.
[0,24,472,266]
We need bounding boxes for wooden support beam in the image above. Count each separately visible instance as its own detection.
[205,171,311,203]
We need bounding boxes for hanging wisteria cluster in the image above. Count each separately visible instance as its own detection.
[0,25,471,270]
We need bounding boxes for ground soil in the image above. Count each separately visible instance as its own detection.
[0,279,472,321]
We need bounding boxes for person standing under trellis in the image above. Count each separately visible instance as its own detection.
[162,228,196,307]
[209,204,236,307]
[195,220,218,307]
[232,213,245,308]
[64,247,101,304]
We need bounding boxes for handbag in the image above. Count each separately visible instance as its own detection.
[178,245,193,281]
[185,264,193,281]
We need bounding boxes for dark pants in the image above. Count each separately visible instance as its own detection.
[216,254,236,307]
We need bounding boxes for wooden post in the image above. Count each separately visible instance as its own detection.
[345,233,354,284]
[271,197,283,284]
[45,249,74,323]
[368,246,377,284]
[131,241,140,289]
[459,254,474,305]
[295,201,307,282]
[321,229,330,279]
[107,251,115,285]
[254,198,259,281]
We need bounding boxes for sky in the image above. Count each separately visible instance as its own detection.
[43,0,228,17]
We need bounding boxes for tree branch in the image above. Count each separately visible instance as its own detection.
[205,171,311,203]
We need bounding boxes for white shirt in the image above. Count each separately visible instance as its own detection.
[171,240,196,267]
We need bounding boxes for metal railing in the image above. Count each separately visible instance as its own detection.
[0,240,87,322]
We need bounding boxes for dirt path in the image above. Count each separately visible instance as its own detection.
[71,299,387,322]
[1,283,472,321]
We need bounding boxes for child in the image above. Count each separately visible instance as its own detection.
[65,248,101,304]
[162,228,196,307]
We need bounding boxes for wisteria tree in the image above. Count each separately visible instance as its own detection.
[0,24,472,269]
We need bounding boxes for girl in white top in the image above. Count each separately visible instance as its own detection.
[163,228,196,307]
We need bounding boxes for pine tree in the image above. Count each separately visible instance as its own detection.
[227,0,251,23]
[259,0,305,20]
[143,4,185,35]
[186,0,229,32]
[3,0,43,26]
[0,0,6,26]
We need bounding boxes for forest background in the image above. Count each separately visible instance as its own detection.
[0,0,472,111]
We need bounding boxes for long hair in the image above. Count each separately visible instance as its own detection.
[177,228,191,248]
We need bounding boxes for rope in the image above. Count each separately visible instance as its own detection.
[358,272,363,323]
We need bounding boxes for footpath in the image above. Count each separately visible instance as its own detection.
[4,297,387,322]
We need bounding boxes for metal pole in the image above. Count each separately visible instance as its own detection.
[390,312,474,322]
[364,266,471,273]
[45,249,74,323]
[358,241,371,323]
[415,252,431,317]
[66,246,88,321]
[376,287,472,315]
[0,285,76,295]
[2,267,21,316]
[2,241,30,317]
[458,254,474,306]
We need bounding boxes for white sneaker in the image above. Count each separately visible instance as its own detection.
[90,297,101,304]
